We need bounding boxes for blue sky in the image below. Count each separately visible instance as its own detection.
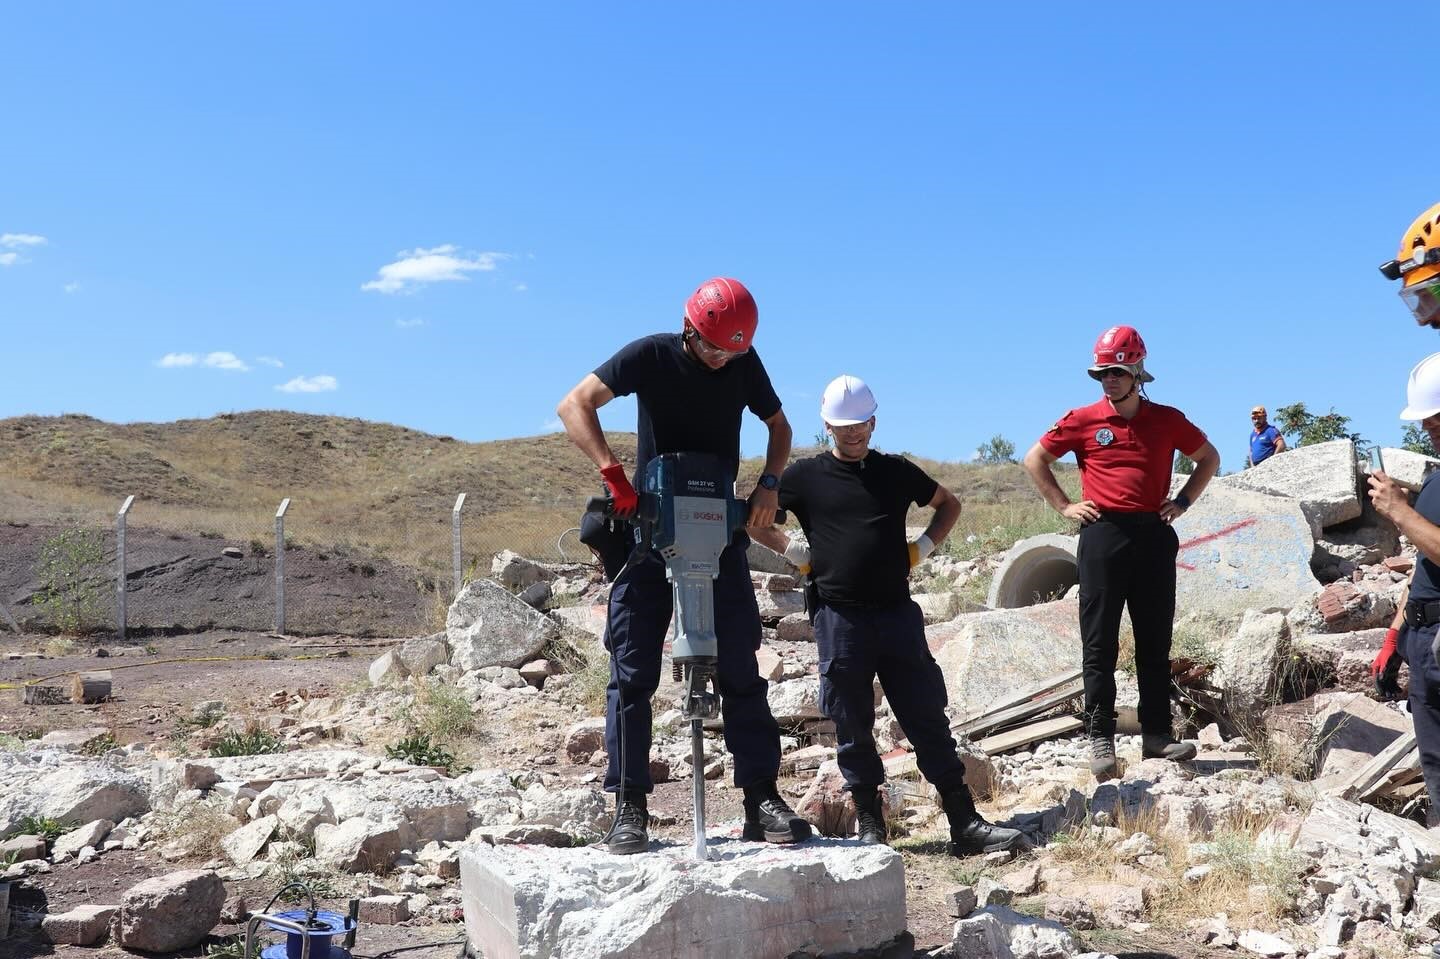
[4,4,1440,474]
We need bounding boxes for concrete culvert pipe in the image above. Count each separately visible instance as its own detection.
[987,533,1080,609]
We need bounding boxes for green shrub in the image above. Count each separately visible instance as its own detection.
[16,815,70,843]
[386,732,462,773]
[35,527,106,633]
[209,727,285,757]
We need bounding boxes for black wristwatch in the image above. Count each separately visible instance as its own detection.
[758,473,779,491]
[1174,492,1191,510]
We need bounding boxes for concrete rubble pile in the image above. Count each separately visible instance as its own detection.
[8,443,1440,957]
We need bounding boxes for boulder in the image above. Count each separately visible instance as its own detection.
[755,646,784,682]
[517,581,551,609]
[115,869,226,952]
[932,600,1081,717]
[1215,610,1289,732]
[368,650,408,686]
[913,592,961,624]
[519,784,608,838]
[767,677,823,723]
[38,727,114,751]
[951,905,1078,959]
[397,636,449,677]
[314,818,406,872]
[775,612,814,642]
[756,589,805,620]
[276,790,337,840]
[1308,693,1411,787]
[1379,447,1440,491]
[459,838,905,959]
[796,762,857,838]
[1170,482,1321,618]
[51,819,113,860]
[448,579,562,670]
[221,814,277,865]
[491,550,553,590]
[0,834,46,862]
[1222,439,1361,531]
[565,717,608,763]
[42,904,117,946]
[0,763,149,834]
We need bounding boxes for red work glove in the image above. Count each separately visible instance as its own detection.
[599,464,638,518]
[1372,627,1402,700]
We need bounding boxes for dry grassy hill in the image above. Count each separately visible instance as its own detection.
[0,411,1072,567]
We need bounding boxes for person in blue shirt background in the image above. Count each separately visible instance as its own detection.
[1247,406,1286,467]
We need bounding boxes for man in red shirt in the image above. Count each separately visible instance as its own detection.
[1023,326,1220,780]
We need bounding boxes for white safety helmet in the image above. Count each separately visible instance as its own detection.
[1401,352,1440,420]
[821,374,878,426]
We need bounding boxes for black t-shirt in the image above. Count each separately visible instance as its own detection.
[1411,472,1440,603]
[594,333,781,483]
[778,451,939,607]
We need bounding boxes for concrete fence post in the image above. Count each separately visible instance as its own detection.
[116,495,134,640]
[274,498,291,633]
[452,493,467,597]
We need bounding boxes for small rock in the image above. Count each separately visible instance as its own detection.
[1238,929,1296,957]
[358,895,410,925]
[945,885,978,918]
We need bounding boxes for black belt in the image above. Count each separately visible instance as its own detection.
[1406,599,1440,628]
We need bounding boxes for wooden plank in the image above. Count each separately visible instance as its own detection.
[952,670,1084,739]
[1330,732,1417,801]
[977,715,1084,756]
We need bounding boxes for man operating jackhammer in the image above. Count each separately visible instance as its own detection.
[1022,326,1219,782]
[555,276,812,855]
[750,374,1026,854]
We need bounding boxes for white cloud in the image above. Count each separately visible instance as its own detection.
[361,244,506,294]
[0,233,47,248]
[276,374,338,393]
[395,317,426,329]
[157,352,198,367]
[63,282,81,294]
[256,356,284,368]
[0,253,17,267]
[203,351,250,372]
[514,283,528,293]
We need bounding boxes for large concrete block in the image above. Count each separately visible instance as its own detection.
[1379,447,1440,491]
[448,579,563,670]
[1222,439,1361,531]
[930,600,1082,717]
[1171,482,1320,618]
[459,840,905,959]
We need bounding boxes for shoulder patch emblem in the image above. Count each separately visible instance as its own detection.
[1047,421,1063,434]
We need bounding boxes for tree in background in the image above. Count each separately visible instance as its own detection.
[36,527,106,634]
[1273,402,1366,448]
[976,434,1016,464]
[1403,423,1438,457]
[1174,451,1196,474]
[812,429,832,449]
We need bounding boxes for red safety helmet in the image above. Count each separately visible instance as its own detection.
[1088,325,1155,382]
[684,277,758,352]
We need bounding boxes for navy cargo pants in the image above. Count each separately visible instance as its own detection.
[602,531,781,794]
[815,599,967,794]
[1401,620,1440,820]
[1076,513,1179,736]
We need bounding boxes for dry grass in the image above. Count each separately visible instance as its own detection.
[1049,804,1307,927]
[149,798,241,860]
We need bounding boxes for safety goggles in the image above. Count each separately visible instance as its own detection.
[1400,275,1440,325]
[1094,367,1133,380]
[685,327,749,361]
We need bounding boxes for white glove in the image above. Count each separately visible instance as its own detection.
[783,539,812,574]
[907,533,935,568]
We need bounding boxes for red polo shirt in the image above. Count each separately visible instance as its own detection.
[1038,398,1207,512]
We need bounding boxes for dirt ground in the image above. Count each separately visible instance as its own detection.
[0,629,1219,958]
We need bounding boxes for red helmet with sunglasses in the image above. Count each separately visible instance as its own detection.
[685,277,758,353]
[1087,325,1155,383]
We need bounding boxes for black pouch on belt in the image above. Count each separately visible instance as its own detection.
[579,511,634,583]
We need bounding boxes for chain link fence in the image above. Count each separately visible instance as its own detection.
[0,492,591,638]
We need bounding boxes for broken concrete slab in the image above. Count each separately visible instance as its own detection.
[396,635,449,677]
[459,839,905,959]
[0,761,150,834]
[931,600,1082,717]
[1379,447,1440,492]
[950,905,1078,959]
[987,534,1080,610]
[767,677,823,723]
[1170,482,1320,618]
[1222,438,1361,531]
[37,727,114,750]
[368,650,408,686]
[115,869,226,952]
[221,814,276,865]
[448,579,563,670]
[51,819,113,860]
[1308,694,1412,790]
[42,903,117,946]
[1215,610,1289,733]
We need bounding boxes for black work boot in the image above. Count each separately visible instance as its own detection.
[603,791,649,855]
[1086,712,1119,782]
[851,787,888,845]
[741,781,812,844]
[941,787,1026,856]
[1142,732,1197,761]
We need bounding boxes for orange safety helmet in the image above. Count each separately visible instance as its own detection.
[1381,203,1440,288]
[684,277,758,352]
